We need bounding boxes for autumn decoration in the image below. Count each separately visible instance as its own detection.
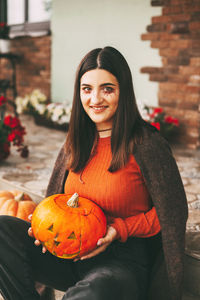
[0,190,37,221]
[31,193,107,259]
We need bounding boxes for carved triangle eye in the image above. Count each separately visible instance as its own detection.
[54,240,60,246]
[47,224,54,232]
[54,234,60,246]
[68,231,76,239]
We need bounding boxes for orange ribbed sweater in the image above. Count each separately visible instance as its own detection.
[64,136,161,242]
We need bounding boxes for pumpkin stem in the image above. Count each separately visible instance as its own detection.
[14,192,24,201]
[67,193,79,208]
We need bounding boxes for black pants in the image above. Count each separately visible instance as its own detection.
[0,215,151,300]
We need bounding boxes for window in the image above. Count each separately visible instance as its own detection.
[6,0,52,38]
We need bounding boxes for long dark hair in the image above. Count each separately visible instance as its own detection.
[65,46,144,172]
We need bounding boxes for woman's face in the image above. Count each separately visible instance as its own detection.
[80,69,120,131]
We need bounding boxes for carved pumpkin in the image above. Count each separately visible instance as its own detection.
[31,193,107,259]
[0,190,37,221]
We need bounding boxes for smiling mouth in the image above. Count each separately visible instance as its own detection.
[90,106,108,112]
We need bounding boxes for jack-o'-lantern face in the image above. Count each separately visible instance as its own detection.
[31,193,107,259]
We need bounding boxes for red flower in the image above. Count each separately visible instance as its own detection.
[0,96,6,106]
[165,116,179,126]
[7,132,16,142]
[165,116,173,124]
[154,107,163,114]
[0,22,6,28]
[4,115,21,128]
[151,122,161,131]
[172,118,179,126]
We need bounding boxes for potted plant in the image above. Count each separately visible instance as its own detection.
[0,95,29,161]
[0,22,10,53]
[143,106,179,141]
[16,89,71,131]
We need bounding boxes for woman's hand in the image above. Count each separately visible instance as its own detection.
[27,214,47,254]
[74,226,118,262]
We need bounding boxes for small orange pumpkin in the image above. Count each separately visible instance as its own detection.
[31,193,107,259]
[0,190,37,221]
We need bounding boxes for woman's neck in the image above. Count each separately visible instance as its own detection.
[97,128,112,138]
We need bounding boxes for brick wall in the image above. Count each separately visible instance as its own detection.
[141,0,200,149]
[0,35,51,100]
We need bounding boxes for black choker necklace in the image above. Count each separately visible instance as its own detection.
[97,128,112,132]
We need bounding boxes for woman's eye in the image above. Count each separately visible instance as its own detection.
[103,87,114,93]
[82,87,91,93]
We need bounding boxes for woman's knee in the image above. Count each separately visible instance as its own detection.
[0,215,29,244]
[63,266,139,300]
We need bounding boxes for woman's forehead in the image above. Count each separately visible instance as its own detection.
[80,69,118,86]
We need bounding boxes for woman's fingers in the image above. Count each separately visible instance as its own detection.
[79,243,109,261]
[97,226,117,246]
[27,225,47,253]
[42,246,47,253]
[28,214,32,221]
[74,226,118,262]
[34,239,41,246]
[28,227,34,237]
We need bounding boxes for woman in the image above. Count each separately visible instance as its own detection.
[0,46,188,300]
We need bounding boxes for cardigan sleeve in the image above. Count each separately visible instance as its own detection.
[133,128,188,300]
[46,144,68,197]
[108,206,161,242]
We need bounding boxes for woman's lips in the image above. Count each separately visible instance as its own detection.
[90,106,108,113]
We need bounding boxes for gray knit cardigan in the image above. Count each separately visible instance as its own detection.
[46,125,188,300]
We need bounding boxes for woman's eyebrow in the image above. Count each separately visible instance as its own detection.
[81,83,116,87]
[100,83,116,87]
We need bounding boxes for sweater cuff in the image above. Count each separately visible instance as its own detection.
[110,218,128,242]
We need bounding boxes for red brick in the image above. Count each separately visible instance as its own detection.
[151,40,169,49]
[170,0,196,4]
[159,33,183,40]
[151,0,166,6]
[163,66,179,74]
[189,75,200,86]
[185,127,200,139]
[140,67,163,74]
[187,93,200,104]
[169,40,192,49]
[168,22,189,34]
[141,33,161,41]
[182,4,200,13]
[159,82,200,93]
[147,23,167,32]
[158,90,185,101]
[6,35,51,100]
[150,74,168,82]
[159,48,180,57]
[167,74,189,83]
[162,6,183,15]
[179,66,200,75]
[152,15,171,23]
[189,22,200,31]
[167,56,190,65]
[191,40,200,48]
[191,11,200,21]
[190,57,200,66]
[158,91,200,110]
[171,15,191,23]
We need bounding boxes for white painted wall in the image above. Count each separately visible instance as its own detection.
[51,0,162,107]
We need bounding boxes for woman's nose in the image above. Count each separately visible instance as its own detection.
[90,90,102,104]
